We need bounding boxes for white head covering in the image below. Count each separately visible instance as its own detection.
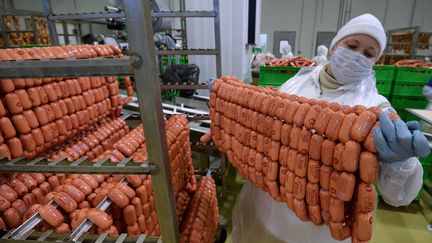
[330,13,387,57]
[317,45,328,57]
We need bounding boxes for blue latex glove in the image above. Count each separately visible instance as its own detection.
[373,112,431,162]
[208,78,216,90]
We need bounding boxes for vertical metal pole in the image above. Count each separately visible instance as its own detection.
[213,0,222,77]
[123,1,180,243]
[62,22,69,44]
[179,0,187,49]
[42,0,58,45]
[0,10,9,47]
[30,14,39,45]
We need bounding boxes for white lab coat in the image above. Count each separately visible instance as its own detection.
[231,65,423,243]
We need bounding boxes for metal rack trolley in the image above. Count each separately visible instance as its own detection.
[0,8,46,48]
[0,1,205,242]
[42,0,222,77]
[383,27,432,60]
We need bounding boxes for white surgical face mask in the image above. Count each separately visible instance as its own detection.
[329,47,375,84]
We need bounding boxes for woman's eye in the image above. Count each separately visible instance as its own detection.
[347,44,357,50]
[364,52,373,58]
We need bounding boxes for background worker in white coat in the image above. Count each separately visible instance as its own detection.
[313,45,329,65]
[231,13,430,243]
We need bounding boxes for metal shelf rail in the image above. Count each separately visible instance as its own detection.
[0,1,185,242]
[42,0,222,78]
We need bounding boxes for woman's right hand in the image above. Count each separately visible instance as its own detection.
[373,112,430,162]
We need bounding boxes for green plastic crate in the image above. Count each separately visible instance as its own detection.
[259,66,300,87]
[390,95,428,109]
[374,65,395,82]
[395,67,432,84]
[392,83,425,97]
[376,81,392,96]
[394,108,421,122]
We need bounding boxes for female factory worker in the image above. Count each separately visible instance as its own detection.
[231,14,430,243]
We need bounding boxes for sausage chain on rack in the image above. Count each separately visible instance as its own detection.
[0,115,212,238]
[180,176,218,243]
[209,76,385,242]
[0,45,134,160]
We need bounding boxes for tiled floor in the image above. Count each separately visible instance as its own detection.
[372,203,431,243]
[220,170,432,243]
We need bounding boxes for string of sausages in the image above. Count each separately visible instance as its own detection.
[180,176,219,243]
[393,59,432,68]
[267,56,316,67]
[0,45,135,160]
[0,115,212,239]
[209,76,386,242]
[44,117,129,162]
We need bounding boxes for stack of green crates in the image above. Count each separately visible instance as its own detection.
[391,67,431,121]
[161,55,188,71]
[373,65,395,99]
[259,66,300,87]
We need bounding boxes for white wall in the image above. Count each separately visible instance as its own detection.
[186,0,249,88]
[260,0,432,59]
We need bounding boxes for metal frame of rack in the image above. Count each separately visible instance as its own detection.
[383,26,432,60]
[42,0,222,77]
[0,8,109,47]
[0,8,45,48]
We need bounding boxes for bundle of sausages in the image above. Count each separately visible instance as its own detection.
[96,124,147,162]
[0,76,122,160]
[0,44,122,60]
[45,117,129,161]
[267,56,316,67]
[0,44,137,160]
[0,115,204,239]
[180,176,219,243]
[393,59,432,68]
[210,76,383,242]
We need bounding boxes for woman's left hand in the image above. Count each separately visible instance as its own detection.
[373,112,430,162]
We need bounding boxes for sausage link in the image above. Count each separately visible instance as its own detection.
[308,205,323,226]
[292,199,309,221]
[359,152,379,183]
[325,111,345,141]
[0,195,11,212]
[338,113,358,143]
[351,110,377,142]
[306,183,319,206]
[3,207,21,228]
[314,107,333,135]
[123,205,137,226]
[357,183,376,213]
[54,192,77,213]
[87,208,113,230]
[332,143,345,171]
[108,188,129,208]
[307,159,320,183]
[0,184,18,201]
[62,184,85,203]
[303,105,321,130]
[342,140,361,172]
[38,204,64,227]
[329,197,344,222]
[321,139,335,166]
[71,179,92,196]
[319,165,332,190]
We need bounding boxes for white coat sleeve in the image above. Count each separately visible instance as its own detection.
[377,157,423,207]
